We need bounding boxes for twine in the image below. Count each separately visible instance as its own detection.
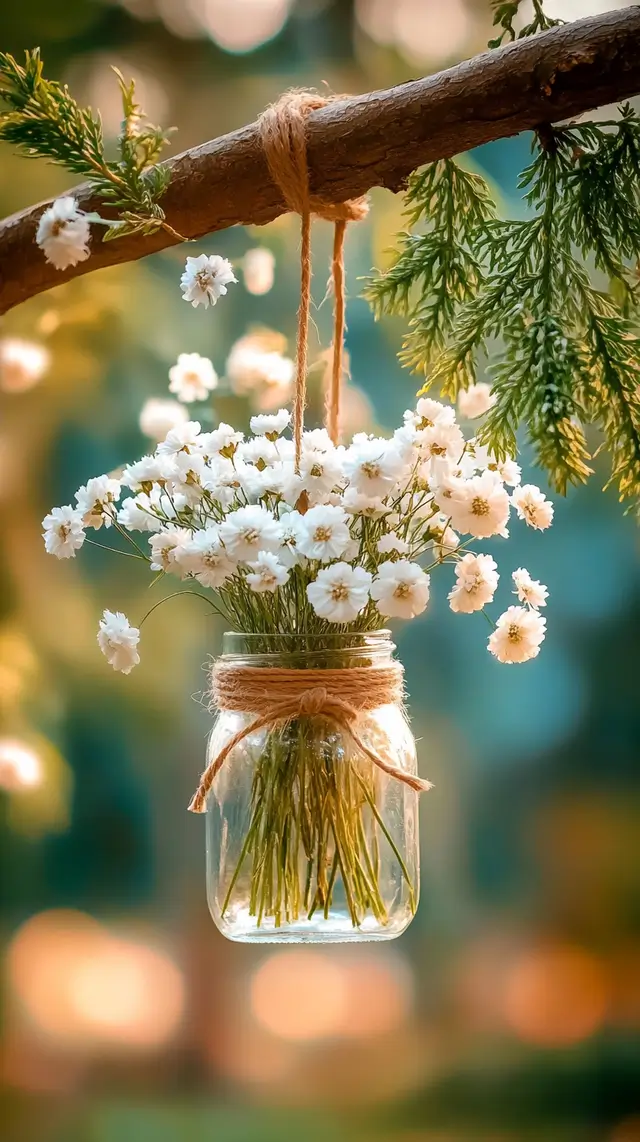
[188,662,432,813]
[258,91,369,464]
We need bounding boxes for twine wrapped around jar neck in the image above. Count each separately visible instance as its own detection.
[188,660,432,813]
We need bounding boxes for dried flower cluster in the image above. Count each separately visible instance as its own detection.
[43,397,551,674]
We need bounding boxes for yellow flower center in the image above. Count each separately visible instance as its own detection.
[314,526,332,542]
[507,624,522,643]
[310,463,324,478]
[331,583,349,601]
[394,582,411,599]
[361,461,381,479]
[471,496,490,517]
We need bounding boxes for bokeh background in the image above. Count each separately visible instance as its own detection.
[1,1,640,1140]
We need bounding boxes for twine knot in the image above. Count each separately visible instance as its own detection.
[258,90,369,461]
[188,661,432,813]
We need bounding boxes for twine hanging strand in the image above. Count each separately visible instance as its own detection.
[188,662,432,813]
[258,91,368,462]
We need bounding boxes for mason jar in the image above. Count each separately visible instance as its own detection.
[204,631,420,943]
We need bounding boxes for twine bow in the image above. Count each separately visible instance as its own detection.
[258,91,369,465]
[188,663,432,813]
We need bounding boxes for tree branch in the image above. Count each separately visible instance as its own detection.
[1,7,640,315]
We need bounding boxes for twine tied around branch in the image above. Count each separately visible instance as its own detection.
[258,91,369,465]
[188,662,432,813]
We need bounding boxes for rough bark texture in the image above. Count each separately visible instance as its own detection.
[1,7,640,314]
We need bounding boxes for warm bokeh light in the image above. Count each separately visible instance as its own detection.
[7,911,185,1051]
[0,738,43,791]
[503,943,608,1047]
[610,1117,640,1142]
[250,949,413,1042]
[191,0,293,53]
[356,0,472,64]
[243,247,276,295]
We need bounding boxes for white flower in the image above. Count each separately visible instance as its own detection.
[156,421,202,456]
[307,563,372,623]
[488,606,546,664]
[238,436,279,467]
[139,398,188,442]
[419,421,465,464]
[408,398,456,430]
[168,352,218,403]
[176,527,235,589]
[180,253,236,308]
[226,337,294,401]
[75,475,121,529]
[246,550,289,593]
[342,487,388,517]
[448,553,499,613]
[117,494,163,532]
[243,247,275,295]
[169,451,208,505]
[370,560,430,619]
[121,454,175,490]
[457,383,495,420]
[377,532,410,556]
[149,526,192,573]
[250,409,291,438]
[471,443,521,486]
[445,472,510,538]
[512,567,548,609]
[219,505,282,561]
[97,610,140,674]
[0,338,50,393]
[36,196,91,270]
[343,438,407,498]
[42,505,85,559]
[296,446,344,503]
[278,510,304,567]
[296,504,352,561]
[198,424,244,458]
[512,484,554,530]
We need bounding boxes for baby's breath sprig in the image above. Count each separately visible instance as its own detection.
[0,48,181,242]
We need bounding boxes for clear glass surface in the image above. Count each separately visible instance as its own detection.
[205,632,420,943]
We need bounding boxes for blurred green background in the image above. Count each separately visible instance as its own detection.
[1,1,639,1140]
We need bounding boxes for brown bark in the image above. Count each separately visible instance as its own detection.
[1,7,640,315]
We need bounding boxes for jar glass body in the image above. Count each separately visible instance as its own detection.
[205,632,420,943]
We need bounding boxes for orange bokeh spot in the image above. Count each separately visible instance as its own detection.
[503,943,608,1047]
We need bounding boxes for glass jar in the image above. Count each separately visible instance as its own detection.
[205,631,420,943]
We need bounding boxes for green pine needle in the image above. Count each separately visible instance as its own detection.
[0,48,180,242]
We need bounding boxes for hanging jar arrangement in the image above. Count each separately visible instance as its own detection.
[42,92,553,944]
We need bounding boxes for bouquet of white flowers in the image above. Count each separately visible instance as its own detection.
[42,397,551,941]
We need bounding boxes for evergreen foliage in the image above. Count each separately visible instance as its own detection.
[365,111,640,510]
[0,49,180,241]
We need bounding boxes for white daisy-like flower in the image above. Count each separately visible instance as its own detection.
[198,424,244,459]
[243,247,275,295]
[249,409,291,438]
[117,494,163,533]
[377,532,410,556]
[471,443,522,487]
[139,398,188,442]
[297,445,344,500]
[246,550,289,593]
[488,605,546,664]
[448,553,499,613]
[168,352,218,404]
[180,253,237,308]
[296,504,352,561]
[419,421,465,464]
[457,383,495,420]
[238,436,279,468]
[307,562,372,623]
[0,338,50,393]
[149,526,192,573]
[342,487,388,517]
[226,339,294,400]
[36,196,91,270]
[156,421,202,456]
[175,527,235,589]
[218,505,282,561]
[97,610,140,674]
[512,484,554,530]
[121,455,176,490]
[42,505,86,559]
[407,398,456,431]
[75,475,121,529]
[343,438,407,498]
[169,451,208,505]
[278,510,304,568]
[370,560,430,620]
[512,567,548,609]
[445,471,511,539]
